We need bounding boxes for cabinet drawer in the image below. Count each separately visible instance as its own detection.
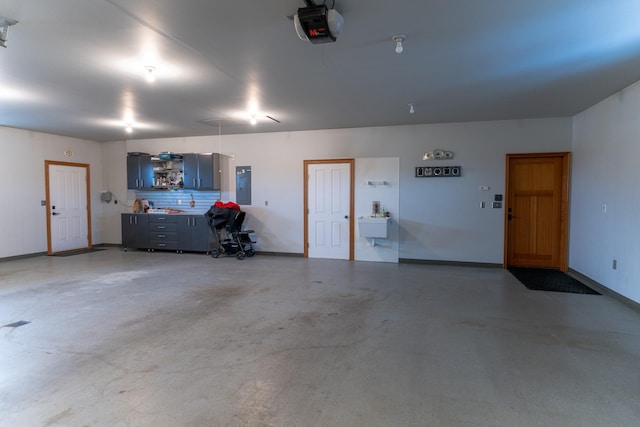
[149,231,177,241]
[148,240,178,250]
[149,222,177,232]
[148,215,177,223]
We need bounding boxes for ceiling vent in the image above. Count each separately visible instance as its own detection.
[293,2,343,44]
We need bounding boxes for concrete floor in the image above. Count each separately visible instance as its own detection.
[1,248,639,427]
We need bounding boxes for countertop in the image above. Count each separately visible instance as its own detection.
[128,210,208,215]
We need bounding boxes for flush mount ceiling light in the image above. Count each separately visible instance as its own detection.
[408,103,415,114]
[125,124,133,133]
[392,35,406,54]
[144,65,156,83]
[250,115,257,125]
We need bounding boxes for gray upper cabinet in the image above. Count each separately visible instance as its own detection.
[182,153,220,190]
[127,154,154,190]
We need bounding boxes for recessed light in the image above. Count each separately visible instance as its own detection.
[144,66,156,83]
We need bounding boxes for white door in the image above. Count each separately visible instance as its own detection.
[307,162,351,259]
[48,163,89,253]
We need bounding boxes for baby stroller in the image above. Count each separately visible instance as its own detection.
[205,204,256,260]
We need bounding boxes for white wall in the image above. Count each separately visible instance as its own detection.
[127,118,572,263]
[0,126,105,257]
[355,158,399,263]
[571,80,640,304]
[1,118,572,262]
[4,101,637,303]
[395,119,572,263]
[100,141,129,243]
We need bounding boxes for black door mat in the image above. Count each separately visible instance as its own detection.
[51,248,106,257]
[509,267,601,295]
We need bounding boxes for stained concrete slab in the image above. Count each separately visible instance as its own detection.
[1,248,639,426]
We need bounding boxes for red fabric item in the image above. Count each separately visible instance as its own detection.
[214,201,240,210]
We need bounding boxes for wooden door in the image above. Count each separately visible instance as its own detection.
[304,159,354,260]
[46,161,92,254]
[505,153,569,271]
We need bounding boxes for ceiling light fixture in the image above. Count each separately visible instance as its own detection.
[125,124,133,133]
[144,66,156,83]
[409,103,415,114]
[0,16,18,48]
[392,35,406,54]
[250,115,257,125]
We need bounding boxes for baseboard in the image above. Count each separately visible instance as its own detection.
[399,258,502,268]
[94,243,120,248]
[568,268,640,312]
[256,251,304,257]
[1,244,117,262]
[0,251,47,262]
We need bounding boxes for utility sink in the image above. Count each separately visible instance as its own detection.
[357,217,390,238]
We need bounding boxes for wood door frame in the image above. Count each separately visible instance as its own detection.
[503,152,570,271]
[45,160,92,254]
[303,159,355,260]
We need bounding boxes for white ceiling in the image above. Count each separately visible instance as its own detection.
[1,0,640,142]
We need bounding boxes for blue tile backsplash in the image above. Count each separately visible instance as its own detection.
[134,189,221,214]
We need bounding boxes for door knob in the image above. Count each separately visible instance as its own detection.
[508,214,516,220]
[52,212,61,216]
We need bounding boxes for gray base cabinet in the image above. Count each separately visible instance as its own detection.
[148,214,178,251]
[122,214,148,250]
[177,215,211,252]
[122,213,210,253]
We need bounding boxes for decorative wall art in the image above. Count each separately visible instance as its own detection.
[423,149,454,160]
[415,166,462,178]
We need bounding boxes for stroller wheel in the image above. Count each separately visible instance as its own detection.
[211,250,220,259]
[245,249,255,257]
[236,252,246,260]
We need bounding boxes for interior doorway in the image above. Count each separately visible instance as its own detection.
[304,159,354,260]
[504,153,570,271]
[45,161,92,254]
